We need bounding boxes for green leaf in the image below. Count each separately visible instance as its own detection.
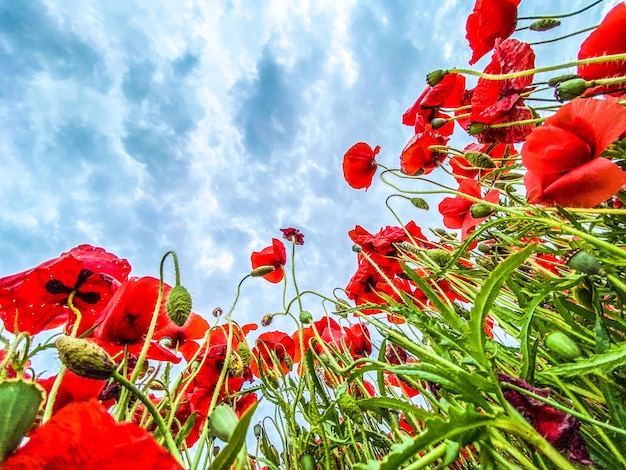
[470,245,536,368]
[208,402,258,470]
[357,397,432,421]
[542,341,626,378]
[175,411,197,447]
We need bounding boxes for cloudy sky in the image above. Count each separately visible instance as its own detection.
[0,0,619,332]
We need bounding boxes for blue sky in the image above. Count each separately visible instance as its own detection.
[0,0,619,331]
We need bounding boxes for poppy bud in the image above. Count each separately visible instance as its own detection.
[212,307,223,317]
[352,244,362,253]
[470,203,494,218]
[555,78,590,102]
[465,151,496,169]
[261,314,274,327]
[250,265,276,277]
[300,454,316,470]
[55,336,116,380]
[547,73,580,87]
[253,424,263,439]
[430,118,447,130]
[208,404,239,442]
[337,393,363,424]
[545,331,582,360]
[283,353,294,371]
[468,122,487,135]
[564,250,606,277]
[410,197,429,210]
[227,351,244,377]
[426,69,447,86]
[529,18,561,31]
[426,249,453,267]
[299,310,313,324]
[237,342,253,367]
[166,284,192,327]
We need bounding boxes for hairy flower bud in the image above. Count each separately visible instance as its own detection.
[564,249,606,276]
[56,336,115,380]
[555,78,590,102]
[337,393,363,424]
[410,197,429,210]
[468,122,487,135]
[426,69,447,86]
[426,249,453,267]
[250,265,277,277]
[465,151,496,169]
[529,18,561,31]
[166,284,192,327]
[545,332,582,360]
[212,307,223,317]
[547,73,580,87]
[227,351,244,378]
[237,342,253,367]
[430,117,447,130]
[352,244,362,253]
[470,203,494,218]
[299,310,313,324]
[208,404,239,442]
[261,314,274,327]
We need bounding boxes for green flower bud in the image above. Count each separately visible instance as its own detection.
[426,249,453,267]
[56,336,115,380]
[529,18,561,31]
[237,342,253,367]
[426,69,447,86]
[410,197,429,210]
[300,454,316,470]
[337,393,363,424]
[261,314,274,327]
[547,73,580,87]
[465,151,496,169]
[430,117,447,130]
[250,265,276,277]
[212,307,223,317]
[555,78,590,102]
[208,404,239,442]
[352,244,362,253]
[545,332,582,360]
[227,351,244,378]
[470,203,494,218]
[564,249,607,276]
[468,122,487,135]
[283,353,294,371]
[166,285,192,327]
[299,310,313,324]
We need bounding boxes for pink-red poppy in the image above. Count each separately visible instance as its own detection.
[522,98,626,207]
[250,238,287,283]
[251,331,296,377]
[466,0,521,65]
[578,3,626,95]
[400,118,449,175]
[2,400,183,469]
[342,142,380,190]
[450,143,517,181]
[0,245,130,335]
[280,227,305,245]
[152,312,210,362]
[438,179,500,239]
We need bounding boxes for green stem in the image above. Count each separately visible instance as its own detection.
[402,441,447,470]
[518,0,605,20]
[530,25,598,46]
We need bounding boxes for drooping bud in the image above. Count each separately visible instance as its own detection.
[227,351,244,378]
[299,310,313,324]
[212,307,223,317]
[208,404,239,442]
[465,151,496,169]
[237,342,253,367]
[470,203,494,218]
[555,78,590,102]
[335,299,351,315]
[426,249,453,267]
[545,332,582,360]
[410,197,429,210]
[468,122,487,135]
[261,314,274,327]
[55,336,115,380]
[529,18,561,31]
[283,353,294,372]
[337,393,363,424]
[253,424,263,439]
[352,244,362,253]
[166,284,192,327]
[250,265,276,277]
[564,250,606,277]
[547,73,580,87]
[431,228,457,241]
[426,69,447,86]
[430,118,447,130]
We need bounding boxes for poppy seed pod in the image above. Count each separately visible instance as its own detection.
[166,284,192,327]
[208,404,239,442]
[56,336,115,380]
[430,118,447,130]
[547,73,580,87]
[426,69,447,86]
[470,203,494,218]
[555,78,590,102]
[468,122,488,135]
[545,331,582,360]
[564,250,607,277]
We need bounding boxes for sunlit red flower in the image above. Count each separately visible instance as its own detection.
[251,238,287,283]
[438,179,500,238]
[522,98,626,207]
[95,276,181,363]
[578,3,626,95]
[344,323,372,359]
[450,143,517,181]
[0,245,130,335]
[469,39,536,143]
[251,331,296,377]
[280,227,305,245]
[38,370,108,416]
[400,117,449,175]
[466,0,521,65]
[342,142,380,190]
[153,312,210,361]
[3,400,183,469]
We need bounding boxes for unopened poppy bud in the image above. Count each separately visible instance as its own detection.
[335,299,351,314]
[430,118,447,130]
[299,310,313,324]
[529,18,561,31]
[283,353,294,371]
[212,307,223,317]
[261,314,274,327]
[426,69,447,86]
[426,249,453,267]
[468,122,487,135]
[555,78,589,102]
[56,336,115,380]
[470,203,494,218]
[264,368,280,388]
[208,404,239,442]
[227,351,244,377]
[564,249,606,276]
[410,197,429,210]
[547,73,580,87]
[431,228,457,241]
[166,285,192,327]
[337,393,363,424]
[545,332,582,360]
[352,244,362,253]
[251,265,276,277]
[237,342,253,366]
[253,424,263,439]
[465,151,496,169]
[300,454,316,470]
[149,380,166,391]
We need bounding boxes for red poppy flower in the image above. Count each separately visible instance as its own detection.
[0,245,130,335]
[342,142,380,190]
[578,3,626,95]
[469,39,536,143]
[280,227,305,245]
[466,0,521,65]
[400,117,449,175]
[95,276,180,363]
[438,179,500,239]
[250,238,287,283]
[38,370,108,416]
[522,98,626,207]
[3,400,183,469]
[251,331,296,377]
[153,312,210,362]
[450,143,517,181]
[344,323,372,359]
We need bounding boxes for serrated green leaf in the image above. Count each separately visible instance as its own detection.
[357,397,433,421]
[543,341,626,378]
[208,402,258,470]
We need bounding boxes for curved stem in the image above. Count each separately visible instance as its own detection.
[518,0,605,20]
[530,25,598,46]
